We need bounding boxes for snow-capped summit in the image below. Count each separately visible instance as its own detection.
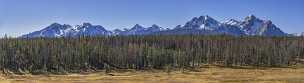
[240,15,264,35]
[20,14,288,38]
[183,15,220,30]
[75,23,112,36]
[130,24,144,30]
[21,23,77,38]
[164,14,286,36]
[45,23,73,31]
[119,24,164,35]
[240,15,286,36]
[21,23,113,38]
[75,23,92,31]
[148,24,164,31]
[245,15,257,21]
[119,24,145,35]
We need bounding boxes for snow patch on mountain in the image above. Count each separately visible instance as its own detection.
[21,23,112,38]
[119,24,165,35]
[183,15,220,30]
[239,15,286,36]
[223,19,241,26]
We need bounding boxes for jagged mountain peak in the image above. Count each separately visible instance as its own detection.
[244,14,263,22]
[21,22,113,38]
[148,24,164,31]
[21,14,288,38]
[44,23,72,30]
[118,24,165,36]
[189,15,217,23]
[76,22,93,28]
[131,24,144,30]
[76,23,107,31]
[135,24,141,26]
[75,23,112,36]
[183,15,220,30]
[198,15,216,21]
[21,23,76,38]
[149,24,163,30]
[240,15,286,36]
[247,14,257,19]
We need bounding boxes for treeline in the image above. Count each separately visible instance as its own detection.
[0,35,304,74]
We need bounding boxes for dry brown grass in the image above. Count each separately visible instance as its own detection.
[1,66,304,83]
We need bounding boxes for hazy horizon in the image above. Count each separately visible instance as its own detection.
[0,0,304,37]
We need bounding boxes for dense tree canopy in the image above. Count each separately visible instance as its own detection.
[0,35,303,74]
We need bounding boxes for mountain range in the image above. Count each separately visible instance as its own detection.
[21,15,288,38]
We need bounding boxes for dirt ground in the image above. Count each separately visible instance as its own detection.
[0,66,304,83]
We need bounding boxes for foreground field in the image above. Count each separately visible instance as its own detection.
[1,66,304,83]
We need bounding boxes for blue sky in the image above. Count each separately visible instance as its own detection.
[0,0,303,37]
